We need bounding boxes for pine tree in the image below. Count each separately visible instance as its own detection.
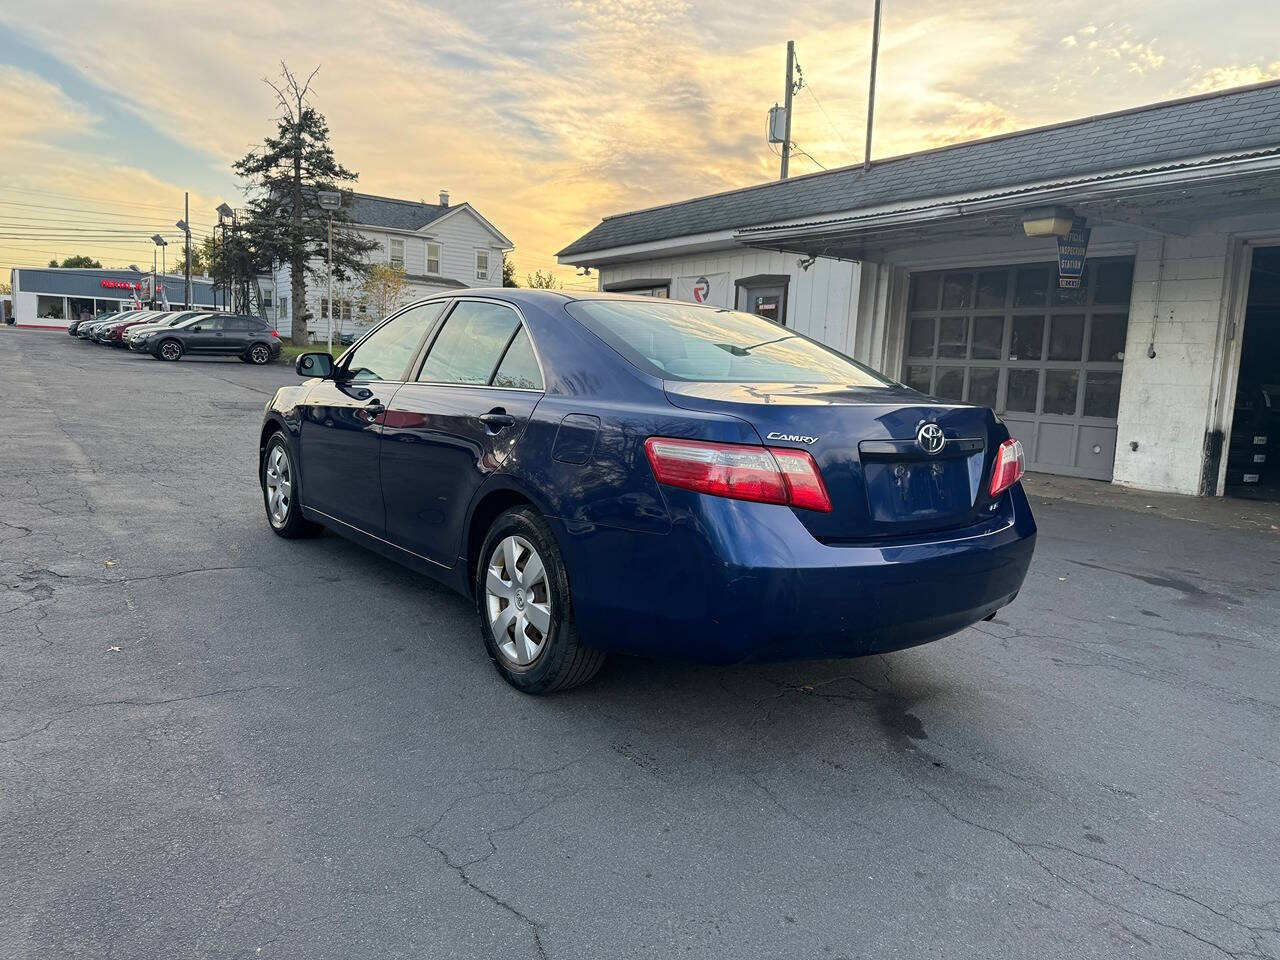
[234,63,378,344]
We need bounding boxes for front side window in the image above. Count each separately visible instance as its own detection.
[426,242,441,275]
[417,301,518,385]
[566,300,892,386]
[344,301,446,382]
[389,238,405,269]
[475,250,490,281]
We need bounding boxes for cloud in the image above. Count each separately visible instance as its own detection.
[0,64,91,144]
[1186,61,1280,94]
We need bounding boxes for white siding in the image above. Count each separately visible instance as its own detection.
[598,248,860,352]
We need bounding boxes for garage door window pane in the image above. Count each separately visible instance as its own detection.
[1094,260,1134,305]
[937,316,968,357]
[935,366,965,401]
[1088,313,1128,361]
[1043,370,1080,415]
[1009,315,1044,360]
[1006,369,1040,413]
[968,367,999,407]
[911,272,942,310]
[1084,371,1122,418]
[904,365,932,393]
[1014,266,1050,307]
[1048,315,1085,361]
[1052,264,1089,306]
[972,316,1003,358]
[975,271,1008,308]
[906,317,935,358]
[941,273,973,309]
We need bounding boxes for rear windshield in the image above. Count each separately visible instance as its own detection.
[566,299,892,386]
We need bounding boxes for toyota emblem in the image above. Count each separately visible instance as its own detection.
[916,422,945,454]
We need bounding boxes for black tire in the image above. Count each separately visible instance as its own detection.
[476,507,605,694]
[157,339,183,361]
[261,433,322,539]
[247,342,272,365]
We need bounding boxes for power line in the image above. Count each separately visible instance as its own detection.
[805,83,853,150]
[0,183,201,214]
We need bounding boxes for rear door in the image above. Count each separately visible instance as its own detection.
[299,301,446,534]
[380,299,543,566]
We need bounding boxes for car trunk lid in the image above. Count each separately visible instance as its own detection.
[663,381,1004,541]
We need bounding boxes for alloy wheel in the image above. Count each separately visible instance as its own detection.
[485,535,552,666]
[250,344,270,364]
[160,341,181,361]
[264,444,292,526]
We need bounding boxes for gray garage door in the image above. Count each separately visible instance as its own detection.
[902,258,1133,480]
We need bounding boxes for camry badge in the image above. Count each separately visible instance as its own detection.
[916,422,945,454]
[766,432,819,445]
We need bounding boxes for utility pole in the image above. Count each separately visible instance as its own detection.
[864,0,883,172]
[317,191,341,355]
[184,193,191,307]
[781,39,795,180]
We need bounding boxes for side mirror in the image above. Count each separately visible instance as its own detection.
[296,352,334,379]
[190,325,202,332]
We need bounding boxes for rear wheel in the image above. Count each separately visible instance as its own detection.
[157,339,183,361]
[247,343,272,365]
[262,433,321,538]
[477,508,604,694]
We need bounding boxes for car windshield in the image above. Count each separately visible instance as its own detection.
[566,299,893,386]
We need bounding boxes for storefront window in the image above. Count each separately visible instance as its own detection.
[36,296,66,320]
[68,298,95,322]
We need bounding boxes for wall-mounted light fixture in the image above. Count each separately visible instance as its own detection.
[1021,205,1076,238]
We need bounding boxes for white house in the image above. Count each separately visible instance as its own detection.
[266,189,513,338]
[559,81,1280,501]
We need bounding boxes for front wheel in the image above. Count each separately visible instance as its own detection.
[157,339,183,361]
[477,508,605,694]
[261,433,321,538]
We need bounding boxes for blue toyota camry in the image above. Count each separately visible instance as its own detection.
[260,290,1035,694]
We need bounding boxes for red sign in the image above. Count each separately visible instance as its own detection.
[100,279,140,290]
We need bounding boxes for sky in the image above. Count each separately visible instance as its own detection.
[0,0,1277,289]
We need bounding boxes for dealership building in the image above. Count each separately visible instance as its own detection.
[8,267,217,329]
[559,81,1280,500]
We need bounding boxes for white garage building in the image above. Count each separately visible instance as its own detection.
[559,81,1280,499]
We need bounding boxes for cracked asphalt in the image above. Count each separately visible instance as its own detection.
[2,329,1279,960]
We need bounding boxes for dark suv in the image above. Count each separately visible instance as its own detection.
[139,314,282,364]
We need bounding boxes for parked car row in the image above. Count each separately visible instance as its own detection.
[68,309,282,363]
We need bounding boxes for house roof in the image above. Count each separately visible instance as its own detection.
[559,79,1280,259]
[348,192,452,231]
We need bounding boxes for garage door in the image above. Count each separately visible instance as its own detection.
[901,258,1133,481]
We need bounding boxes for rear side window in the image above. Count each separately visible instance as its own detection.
[566,300,892,386]
[492,328,543,390]
[417,301,519,385]
[345,301,446,381]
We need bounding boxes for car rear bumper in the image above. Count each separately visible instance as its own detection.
[551,483,1036,664]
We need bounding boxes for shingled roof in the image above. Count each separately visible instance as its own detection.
[559,80,1280,259]
[348,192,452,231]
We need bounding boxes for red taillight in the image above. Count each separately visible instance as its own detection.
[989,438,1025,497]
[270,329,280,338]
[644,437,832,513]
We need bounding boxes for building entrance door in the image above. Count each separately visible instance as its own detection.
[1226,245,1280,500]
[735,275,789,326]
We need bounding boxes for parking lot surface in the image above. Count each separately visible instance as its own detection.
[3,330,1279,960]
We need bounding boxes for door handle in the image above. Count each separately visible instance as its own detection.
[479,410,517,432]
[358,401,385,422]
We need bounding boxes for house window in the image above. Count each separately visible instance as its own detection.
[426,242,441,275]
[280,296,289,318]
[475,249,490,281]
[389,238,405,269]
[263,290,273,309]
[320,297,329,319]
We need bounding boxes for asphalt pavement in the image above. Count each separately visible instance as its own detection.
[2,329,1279,960]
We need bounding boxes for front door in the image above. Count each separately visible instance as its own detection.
[297,301,447,534]
[380,299,543,566]
[738,278,788,325]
